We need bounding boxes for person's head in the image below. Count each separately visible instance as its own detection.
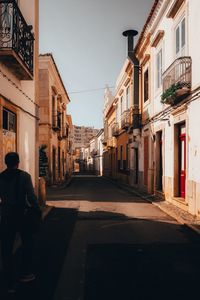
[5,152,20,169]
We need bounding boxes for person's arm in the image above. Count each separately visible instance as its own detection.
[25,173,41,210]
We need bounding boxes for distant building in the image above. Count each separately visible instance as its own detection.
[80,129,104,175]
[71,125,99,149]
[71,125,99,172]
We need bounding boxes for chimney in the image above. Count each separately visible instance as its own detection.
[123,30,140,131]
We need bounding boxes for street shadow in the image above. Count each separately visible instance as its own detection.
[81,211,200,300]
[47,176,149,203]
[84,241,200,300]
[0,207,78,300]
[1,208,200,300]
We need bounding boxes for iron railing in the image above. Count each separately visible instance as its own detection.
[121,109,131,129]
[52,111,61,131]
[107,137,116,148]
[62,125,69,138]
[112,122,119,136]
[162,56,192,92]
[0,0,34,74]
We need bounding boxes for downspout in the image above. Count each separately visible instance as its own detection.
[123,30,140,133]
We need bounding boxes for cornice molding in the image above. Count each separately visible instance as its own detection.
[167,0,185,19]
[151,30,165,47]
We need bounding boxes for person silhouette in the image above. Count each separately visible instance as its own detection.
[0,152,41,292]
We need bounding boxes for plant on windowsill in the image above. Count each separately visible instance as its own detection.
[161,82,190,105]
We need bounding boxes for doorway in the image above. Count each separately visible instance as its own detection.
[156,131,163,191]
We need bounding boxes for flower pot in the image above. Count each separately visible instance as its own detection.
[176,87,189,97]
[164,95,175,105]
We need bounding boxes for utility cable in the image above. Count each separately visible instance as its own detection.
[69,86,115,94]
[0,68,39,108]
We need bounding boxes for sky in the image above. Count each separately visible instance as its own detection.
[39,0,154,129]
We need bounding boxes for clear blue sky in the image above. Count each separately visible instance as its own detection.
[40,0,154,129]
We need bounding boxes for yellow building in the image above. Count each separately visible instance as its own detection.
[39,54,71,185]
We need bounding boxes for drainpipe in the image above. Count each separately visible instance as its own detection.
[123,30,140,133]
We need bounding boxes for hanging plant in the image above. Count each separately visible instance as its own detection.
[161,81,189,105]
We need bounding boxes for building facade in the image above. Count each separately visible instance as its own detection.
[0,0,39,189]
[95,129,104,176]
[71,125,99,149]
[103,61,136,185]
[38,54,71,185]
[103,0,200,216]
[135,0,200,216]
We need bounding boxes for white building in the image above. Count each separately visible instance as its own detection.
[0,0,39,189]
[135,0,200,216]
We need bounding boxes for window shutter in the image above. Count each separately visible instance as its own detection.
[176,26,180,55]
[181,18,185,48]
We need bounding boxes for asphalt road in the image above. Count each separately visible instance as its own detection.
[48,176,200,300]
[1,175,200,300]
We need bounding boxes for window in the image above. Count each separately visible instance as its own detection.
[126,87,130,110]
[126,144,129,170]
[120,145,123,169]
[120,96,124,114]
[3,108,16,132]
[175,17,185,57]
[144,68,149,102]
[156,49,162,89]
[116,105,119,123]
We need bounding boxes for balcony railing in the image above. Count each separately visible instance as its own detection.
[101,137,107,145]
[121,109,131,129]
[107,137,116,148]
[112,122,119,137]
[62,125,69,138]
[162,57,191,105]
[52,111,61,131]
[0,0,34,79]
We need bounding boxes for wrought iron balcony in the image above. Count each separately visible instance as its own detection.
[101,137,107,146]
[107,137,116,148]
[52,111,61,131]
[0,0,34,80]
[162,57,191,105]
[62,125,69,138]
[112,122,119,137]
[121,109,131,129]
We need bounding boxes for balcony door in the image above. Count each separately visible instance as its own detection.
[175,17,185,58]
[156,131,163,191]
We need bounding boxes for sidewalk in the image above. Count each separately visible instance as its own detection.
[105,177,200,235]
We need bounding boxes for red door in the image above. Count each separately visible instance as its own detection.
[180,126,186,198]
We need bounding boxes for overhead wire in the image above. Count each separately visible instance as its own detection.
[68,86,115,94]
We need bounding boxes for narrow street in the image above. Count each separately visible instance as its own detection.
[17,176,200,299]
[48,176,200,300]
[1,175,200,300]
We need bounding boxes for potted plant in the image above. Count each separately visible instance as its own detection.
[161,81,190,105]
